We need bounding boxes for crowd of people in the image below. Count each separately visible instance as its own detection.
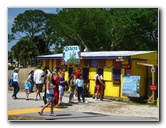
[10,66,105,117]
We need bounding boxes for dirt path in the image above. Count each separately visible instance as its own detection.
[66,99,159,119]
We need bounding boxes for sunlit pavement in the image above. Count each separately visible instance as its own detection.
[8,91,158,121]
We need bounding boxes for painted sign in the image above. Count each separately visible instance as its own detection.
[151,68,155,73]
[122,76,140,97]
[122,64,131,69]
[149,85,157,91]
[62,46,81,65]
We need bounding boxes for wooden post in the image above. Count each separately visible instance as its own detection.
[152,66,155,103]
[148,66,155,103]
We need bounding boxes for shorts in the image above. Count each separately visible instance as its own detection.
[96,84,101,93]
[59,86,64,98]
[25,89,30,94]
[46,93,54,101]
[36,84,43,92]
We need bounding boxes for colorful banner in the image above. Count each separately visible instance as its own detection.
[62,46,81,65]
[122,76,140,97]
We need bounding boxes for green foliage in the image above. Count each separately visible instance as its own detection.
[11,38,38,67]
[9,8,158,64]
[11,10,47,39]
[53,8,158,51]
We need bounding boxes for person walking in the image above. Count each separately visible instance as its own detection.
[95,72,105,100]
[28,70,34,93]
[52,72,60,106]
[24,78,32,100]
[38,73,56,116]
[93,72,103,99]
[58,72,67,105]
[33,65,45,101]
[68,75,76,103]
[76,74,85,103]
[12,68,20,99]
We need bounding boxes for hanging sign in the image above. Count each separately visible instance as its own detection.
[151,68,155,73]
[62,46,81,65]
[149,85,157,91]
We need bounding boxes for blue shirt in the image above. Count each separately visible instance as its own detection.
[58,77,65,87]
[76,79,84,88]
[24,81,32,90]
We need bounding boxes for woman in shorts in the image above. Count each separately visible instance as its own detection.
[95,73,105,100]
[58,72,67,105]
[38,73,56,116]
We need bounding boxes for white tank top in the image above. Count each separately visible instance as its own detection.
[46,82,54,94]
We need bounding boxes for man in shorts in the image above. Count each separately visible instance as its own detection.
[33,65,45,101]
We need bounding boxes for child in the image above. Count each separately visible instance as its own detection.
[76,74,85,103]
[24,78,32,100]
[69,75,76,103]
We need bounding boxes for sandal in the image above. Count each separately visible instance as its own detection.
[50,113,56,116]
[38,111,43,116]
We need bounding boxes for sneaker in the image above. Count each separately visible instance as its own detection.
[26,98,29,100]
[12,96,16,99]
[38,112,43,116]
[34,97,38,101]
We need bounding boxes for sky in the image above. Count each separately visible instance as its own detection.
[8,8,58,51]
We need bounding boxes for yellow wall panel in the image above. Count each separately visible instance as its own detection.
[132,60,147,97]
[65,71,69,81]
[49,60,53,71]
[89,68,97,79]
[120,69,128,98]
[131,52,158,64]
[105,59,113,67]
[80,59,84,67]
[104,82,119,97]
[42,60,46,67]
[53,59,56,70]
[122,58,129,64]
[104,68,112,81]
[89,80,95,94]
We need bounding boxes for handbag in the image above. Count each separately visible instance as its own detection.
[64,83,69,91]
[9,72,14,87]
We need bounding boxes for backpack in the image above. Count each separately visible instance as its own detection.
[9,72,14,87]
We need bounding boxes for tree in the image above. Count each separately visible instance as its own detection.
[9,10,59,55]
[53,8,158,51]
[109,8,158,50]
[10,10,47,41]
[11,38,39,67]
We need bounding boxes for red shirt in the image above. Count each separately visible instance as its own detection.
[75,70,81,79]
[54,76,60,86]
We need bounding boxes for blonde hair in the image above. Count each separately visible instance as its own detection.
[52,72,58,76]
[46,73,53,82]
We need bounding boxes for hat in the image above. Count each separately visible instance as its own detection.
[14,68,19,71]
